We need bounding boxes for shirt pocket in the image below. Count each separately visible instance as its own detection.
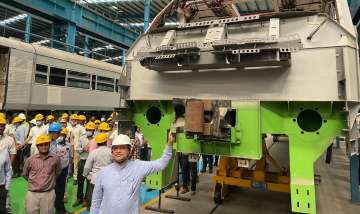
[118,177,137,197]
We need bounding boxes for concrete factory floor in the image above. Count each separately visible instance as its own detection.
[141,143,360,214]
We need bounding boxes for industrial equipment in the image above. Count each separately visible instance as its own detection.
[121,0,360,213]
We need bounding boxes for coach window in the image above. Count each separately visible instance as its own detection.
[35,64,48,84]
[91,75,96,90]
[49,67,66,86]
[67,70,91,89]
[115,79,119,92]
[97,76,114,92]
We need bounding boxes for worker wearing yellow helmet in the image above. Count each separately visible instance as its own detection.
[26,114,47,156]
[47,115,55,123]
[1,113,14,138]
[59,117,67,128]
[93,120,101,136]
[61,113,70,127]
[0,116,16,163]
[70,114,78,124]
[71,113,86,187]
[13,114,30,176]
[78,115,86,125]
[22,134,61,214]
[62,113,69,119]
[12,116,22,125]
[83,132,112,205]
[54,127,71,213]
[73,122,94,207]
[98,122,111,133]
[44,115,55,134]
[68,114,78,140]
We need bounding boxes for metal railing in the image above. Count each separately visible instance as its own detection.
[0,24,124,65]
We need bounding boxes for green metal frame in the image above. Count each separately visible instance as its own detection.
[132,100,345,214]
[132,101,175,190]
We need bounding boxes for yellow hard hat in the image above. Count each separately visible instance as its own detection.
[70,114,78,120]
[95,132,108,144]
[62,113,69,118]
[47,115,55,122]
[60,117,67,123]
[0,113,6,119]
[78,115,86,121]
[61,128,68,135]
[94,120,101,124]
[85,122,96,130]
[98,122,110,131]
[35,114,44,121]
[107,117,112,122]
[36,135,51,145]
[0,117,6,125]
[12,116,23,124]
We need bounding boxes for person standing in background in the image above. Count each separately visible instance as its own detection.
[54,128,71,214]
[180,153,199,195]
[72,115,86,185]
[22,135,62,214]
[0,117,15,214]
[83,133,112,208]
[44,115,55,133]
[94,120,100,137]
[13,116,29,177]
[201,155,213,174]
[0,117,16,164]
[0,148,12,213]
[135,127,149,161]
[73,122,94,207]
[26,114,46,156]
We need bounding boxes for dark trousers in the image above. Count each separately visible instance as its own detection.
[77,159,89,201]
[87,183,95,207]
[214,155,219,166]
[15,144,30,176]
[181,154,198,191]
[140,145,149,161]
[55,166,68,214]
[0,185,7,214]
[202,155,213,172]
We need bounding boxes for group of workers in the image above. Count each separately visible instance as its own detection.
[0,111,218,214]
[0,112,162,214]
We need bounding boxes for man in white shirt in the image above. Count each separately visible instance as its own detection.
[13,116,29,177]
[72,115,86,184]
[25,114,46,156]
[90,132,174,214]
[44,115,55,134]
[0,118,16,164]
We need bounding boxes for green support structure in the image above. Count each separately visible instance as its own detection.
[132,101,175,190]
[261,102,344,214]
[132,100,344,214]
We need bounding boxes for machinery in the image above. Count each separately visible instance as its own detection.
[118,0,360,213]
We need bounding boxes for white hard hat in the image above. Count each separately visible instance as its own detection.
[112,134,132,147]
[101,117,106,122]
[30,119,36,125]
[18,113,26,120]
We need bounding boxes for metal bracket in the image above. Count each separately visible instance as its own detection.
[269,18,280,40]
[203,25,226,44]
[178,14,260,29]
